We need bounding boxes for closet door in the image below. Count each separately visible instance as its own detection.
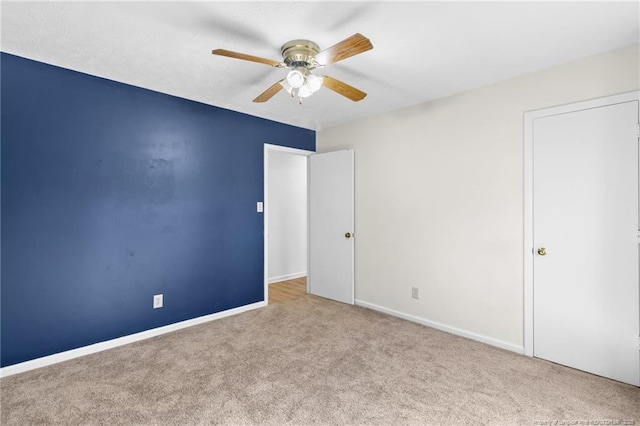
[533,100,639,386]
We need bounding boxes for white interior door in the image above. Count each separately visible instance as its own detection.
[533,100,639,386]
[308,149,354,304]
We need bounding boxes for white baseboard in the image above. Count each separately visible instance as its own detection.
[268,271,306,284]
[354,299,524,355]
[0,301,266,378]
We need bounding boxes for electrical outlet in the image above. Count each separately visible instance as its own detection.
[153,294,163,309]
[411,287,419,299]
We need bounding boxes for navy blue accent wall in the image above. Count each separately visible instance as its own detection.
[0,53,314,367]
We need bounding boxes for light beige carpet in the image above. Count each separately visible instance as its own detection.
[1,295,639,425]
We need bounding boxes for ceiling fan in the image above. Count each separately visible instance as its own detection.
[212,33,373,104]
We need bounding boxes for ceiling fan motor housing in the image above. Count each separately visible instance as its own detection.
[281,40,320,68]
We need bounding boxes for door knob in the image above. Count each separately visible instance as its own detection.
[537,247,547,256]
[345,232,352,239]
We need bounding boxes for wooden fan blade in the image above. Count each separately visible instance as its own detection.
[321,75,367,102]
[253,80,285,103]
[212,49,283,67]
[314,33,373,66]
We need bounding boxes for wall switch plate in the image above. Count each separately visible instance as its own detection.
[257,202,263,213]
[153,294,163,309]
[411,287,419,299]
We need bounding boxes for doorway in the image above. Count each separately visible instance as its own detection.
[523,91,640,386]
[264,144,314,305]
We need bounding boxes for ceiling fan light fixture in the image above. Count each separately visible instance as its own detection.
[307,74,323,93]
[298,84,313,98]
[286,68,305,89]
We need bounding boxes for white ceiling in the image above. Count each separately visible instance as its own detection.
[1,1,638,130]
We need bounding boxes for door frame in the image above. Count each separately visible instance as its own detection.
[523,90,640,357]
[263,143,315,304]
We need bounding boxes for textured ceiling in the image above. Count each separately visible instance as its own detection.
[1,1,638,130]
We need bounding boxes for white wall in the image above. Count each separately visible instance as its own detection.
[267,151,307,282]
[316,44,640,350]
